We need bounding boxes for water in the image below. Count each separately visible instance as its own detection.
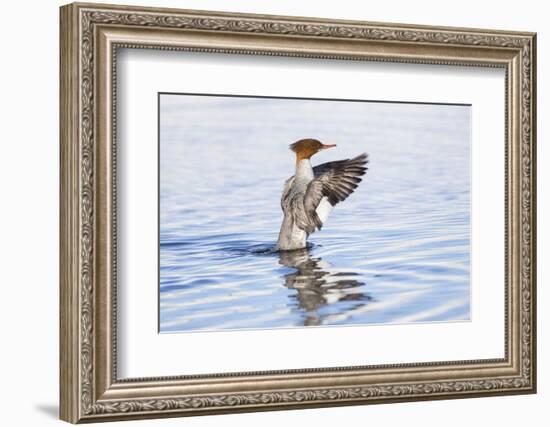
[159,95,471,333]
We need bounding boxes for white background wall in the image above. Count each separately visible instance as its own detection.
[0,0,545,426]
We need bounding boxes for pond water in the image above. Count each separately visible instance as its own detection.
[159,95,471,333]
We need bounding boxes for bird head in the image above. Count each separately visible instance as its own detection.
[289,138,336,162]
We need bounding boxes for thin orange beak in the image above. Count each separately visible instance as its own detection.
[320,143,337,150]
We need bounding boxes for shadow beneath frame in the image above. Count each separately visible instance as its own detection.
[35,404,58,419]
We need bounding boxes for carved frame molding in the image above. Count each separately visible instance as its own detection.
[60,2,536,423]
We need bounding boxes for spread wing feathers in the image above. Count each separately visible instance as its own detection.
[280,154,368,236]
[302,153,369,231]
[311,153,369,205]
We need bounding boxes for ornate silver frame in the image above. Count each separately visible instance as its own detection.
[60,2,537,423]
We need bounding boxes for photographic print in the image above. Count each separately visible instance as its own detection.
[159,93,471,333]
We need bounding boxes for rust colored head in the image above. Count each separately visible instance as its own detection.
[289,138,336,162]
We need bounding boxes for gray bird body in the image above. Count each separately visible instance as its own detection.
[276,153,368,251]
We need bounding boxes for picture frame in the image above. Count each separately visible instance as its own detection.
[59,2,537,423]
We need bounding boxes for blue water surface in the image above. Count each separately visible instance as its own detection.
[159,95,471,333]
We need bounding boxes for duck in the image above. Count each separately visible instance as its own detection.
[276,138,368,251]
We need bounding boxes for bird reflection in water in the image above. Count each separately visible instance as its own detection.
[278,249,372,326]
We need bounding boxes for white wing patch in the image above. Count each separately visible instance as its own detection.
[315,196,333,225]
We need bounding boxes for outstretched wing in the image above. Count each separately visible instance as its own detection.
[303,153,368,232]
[312,153,369,205]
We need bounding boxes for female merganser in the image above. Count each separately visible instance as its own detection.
[276,138,368,251]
